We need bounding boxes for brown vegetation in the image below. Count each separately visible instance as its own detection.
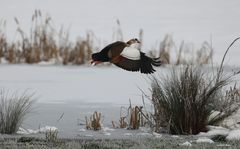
[112,103,150,130]
[85,111,102,130]
[0,10,94,65]
[0,10,213,66]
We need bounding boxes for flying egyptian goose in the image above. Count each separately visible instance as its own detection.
[91,38,161,74]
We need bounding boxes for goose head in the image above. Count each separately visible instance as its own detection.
[126,38,141,46]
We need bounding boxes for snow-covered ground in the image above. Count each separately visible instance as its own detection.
[0,0,240,65]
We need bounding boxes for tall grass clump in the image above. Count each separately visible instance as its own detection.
[151,66,240,135]
[0,90,35,134]
[149,38,240,135]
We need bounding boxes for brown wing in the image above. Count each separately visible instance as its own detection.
[112,52,161,74]
[112,55,140,72]
[100,41,127,59]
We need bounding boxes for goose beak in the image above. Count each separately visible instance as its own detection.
[91,60,96,66]
[91,60,102,66]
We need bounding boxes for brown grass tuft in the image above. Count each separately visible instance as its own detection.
[85,111,102,130]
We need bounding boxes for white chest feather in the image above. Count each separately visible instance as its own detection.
[120,47,140,60]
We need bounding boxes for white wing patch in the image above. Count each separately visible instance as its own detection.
[120,47,140,60]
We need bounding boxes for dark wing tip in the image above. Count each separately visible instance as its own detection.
[140,54,161,74]
[152,57,162,67]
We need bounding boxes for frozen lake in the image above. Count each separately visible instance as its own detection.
[0,65,239,137]
[0,65,153,104]
[0,65,157,137]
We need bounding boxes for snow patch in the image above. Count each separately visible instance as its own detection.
[222,110,240,129]
[17,126,58,135]
[196,137,214,144]
[216,144,231,147]
[180,141,192,146]
[226,129,240,141]
[78,128,86,132]
[0,58,8,64]
[37,58,62,65]
[199,126,230,137]
[101,132,111,136]
[124,133,133,136]
[171,135,179,138]
[136,132,152,136]
[152,132,162,138]
[39,126,58,133]
[139,127,151,133]
[102,127,115,131]
[17,127,36,135]
[84,134,94,137]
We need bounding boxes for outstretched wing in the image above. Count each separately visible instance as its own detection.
[112,52,161,74]
[100,41,126,59]
[113,55,140,72]
[139,52,161,74]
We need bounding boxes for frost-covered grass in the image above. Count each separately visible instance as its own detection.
[150,65,240,135]
[0,90,35,134]
[1,136,240,149]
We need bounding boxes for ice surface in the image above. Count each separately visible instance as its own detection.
[0,65,156,137]
[0,65,151,105]
[0,65,239,137]
[0,64,239,139]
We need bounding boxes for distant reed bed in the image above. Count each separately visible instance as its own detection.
[0,10,212,65]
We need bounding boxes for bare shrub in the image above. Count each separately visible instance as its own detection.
[0,90,35,134]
